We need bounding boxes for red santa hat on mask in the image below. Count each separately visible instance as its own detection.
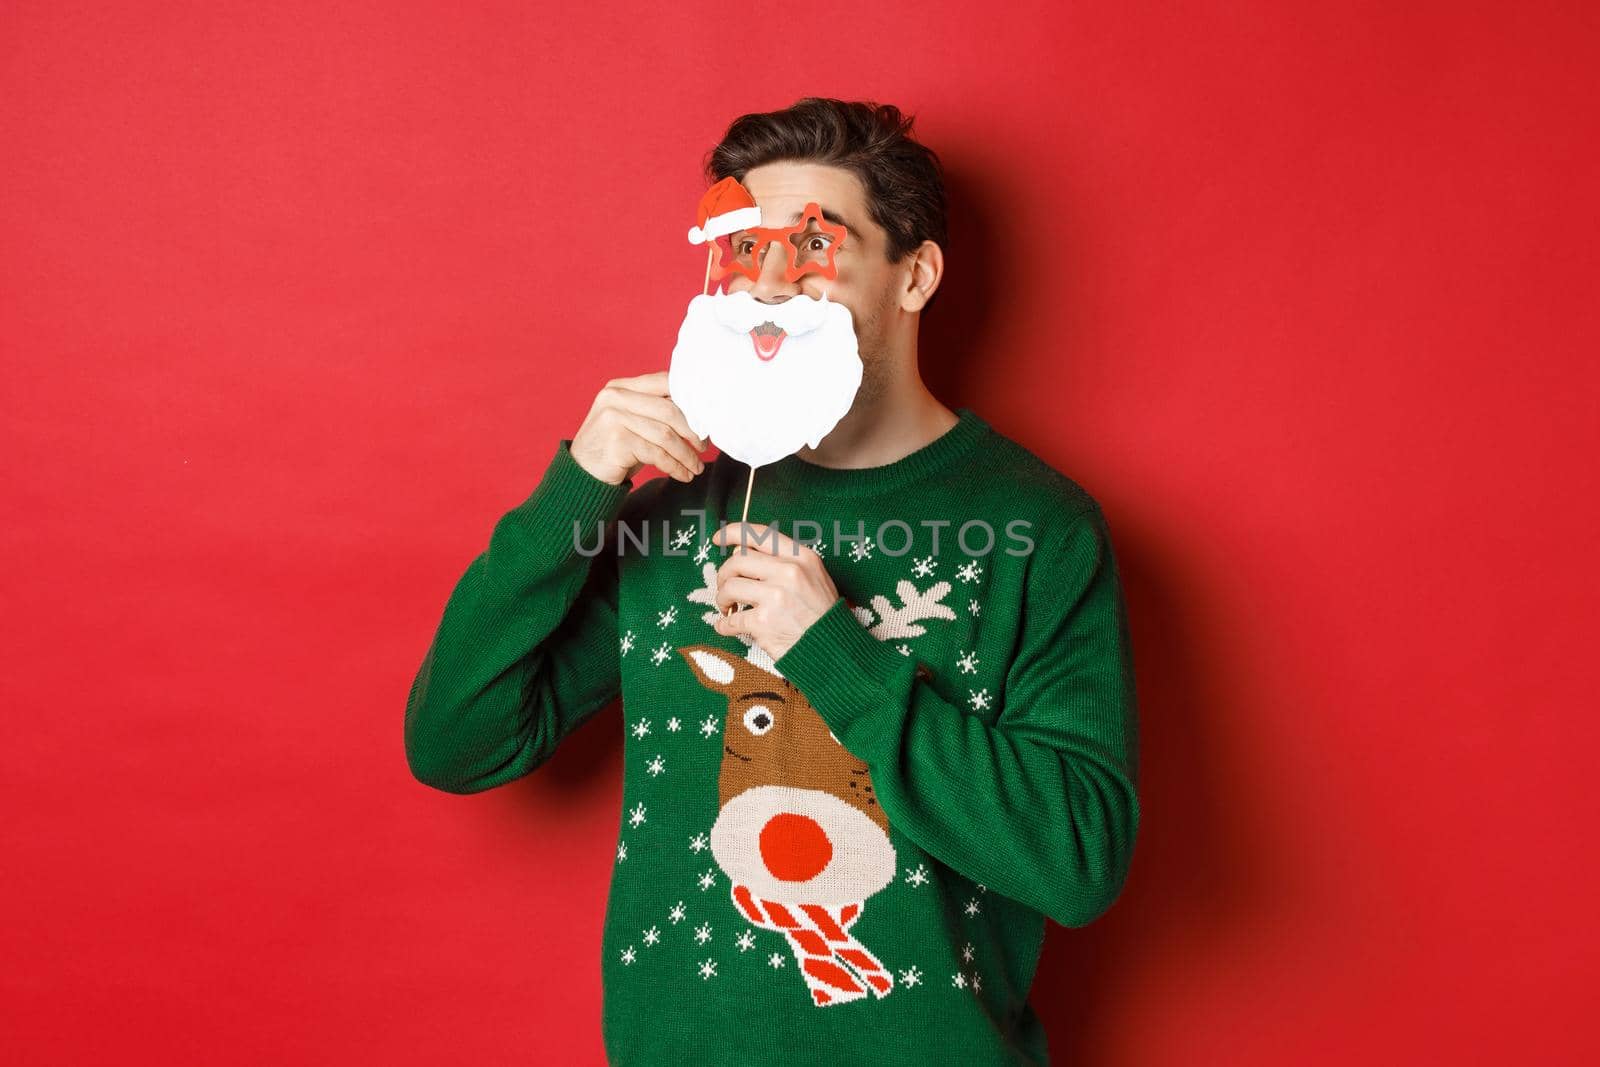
[687,176,763,245]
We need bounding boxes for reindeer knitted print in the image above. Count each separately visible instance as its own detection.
[678,566,959,1006]
[404,407,1141,1066]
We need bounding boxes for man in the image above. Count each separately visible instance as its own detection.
[405,97,1139,1066]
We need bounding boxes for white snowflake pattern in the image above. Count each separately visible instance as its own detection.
[904,864,929,887]
[968,689,991,711]
[646,754,665,777]
[689,832,709,853]
[628,802,647,828]
[736,929,756,952]
[899,966,923,987]
[849,537,875,562]
[767,952,786,969]
[620,945,636,965]
[667,716,682,732]
[694,922,712,945]
[968,599,981,616]
[616,840,627,862]
[643,926,660,946]
[650,642,671,665]
[657,606,678,628]
[699,715,719,738]
[956,560,983,584]
[957,650,979,674]
[668,901,686,924]
[971,972,983,993]
[964,898,982,917]
[631,718,652,740]
[911,554,936,578]
[977,883,988,894]
[951,972,967,989]
[697,867,717,891]
[671,527,694,549]
[698,958,718,980]
[961,943,975,963]
[620,630,635,656]
[693,539,713,564]
[896,643,912,656]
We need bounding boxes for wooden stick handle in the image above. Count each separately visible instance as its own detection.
[722,464,757,617]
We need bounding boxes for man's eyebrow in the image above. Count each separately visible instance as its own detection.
[784,206,855,233]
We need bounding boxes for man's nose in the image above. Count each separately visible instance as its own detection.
[749,237,800,304]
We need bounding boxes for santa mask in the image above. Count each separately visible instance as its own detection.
[669,178,864,468]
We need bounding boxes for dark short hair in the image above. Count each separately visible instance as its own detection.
[705,98,948,265]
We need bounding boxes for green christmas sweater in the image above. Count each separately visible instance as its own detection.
[405,408,1140,1066]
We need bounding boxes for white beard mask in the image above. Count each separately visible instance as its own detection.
[668,288,863,468]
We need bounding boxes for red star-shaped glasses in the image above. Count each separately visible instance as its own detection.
[710,202,849,286]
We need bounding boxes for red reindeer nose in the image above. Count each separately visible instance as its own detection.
[759,813,833,882]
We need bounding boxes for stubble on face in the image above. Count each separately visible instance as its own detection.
[846,288,896,406]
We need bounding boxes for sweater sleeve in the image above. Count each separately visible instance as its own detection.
[404,439,644,794]
[771,506,1140,928]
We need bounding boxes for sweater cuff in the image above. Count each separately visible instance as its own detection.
[771,596,919,746]
[518,439,635,561]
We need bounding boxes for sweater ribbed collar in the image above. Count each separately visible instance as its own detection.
[754,407,990,499]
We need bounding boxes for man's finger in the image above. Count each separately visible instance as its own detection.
[712,521,804,557]
[716,550,789,584]
[714,574,769,611]
[622,425,698,482]
[714,604,751,634]
[622,416,702,479]
[610,385,707,453]
[605,370,670,395]
[631,392,707,454]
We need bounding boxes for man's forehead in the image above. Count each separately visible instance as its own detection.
[750,201,857,233]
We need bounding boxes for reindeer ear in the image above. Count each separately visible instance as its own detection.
[676,644,740,693]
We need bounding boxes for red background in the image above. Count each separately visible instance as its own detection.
[4,2,1596,1063]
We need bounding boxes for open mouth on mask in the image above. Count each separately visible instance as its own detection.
[750,321,786,361]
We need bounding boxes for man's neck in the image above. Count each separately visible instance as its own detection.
[792,385,958,470]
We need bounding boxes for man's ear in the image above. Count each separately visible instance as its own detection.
[898,239,944,313]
